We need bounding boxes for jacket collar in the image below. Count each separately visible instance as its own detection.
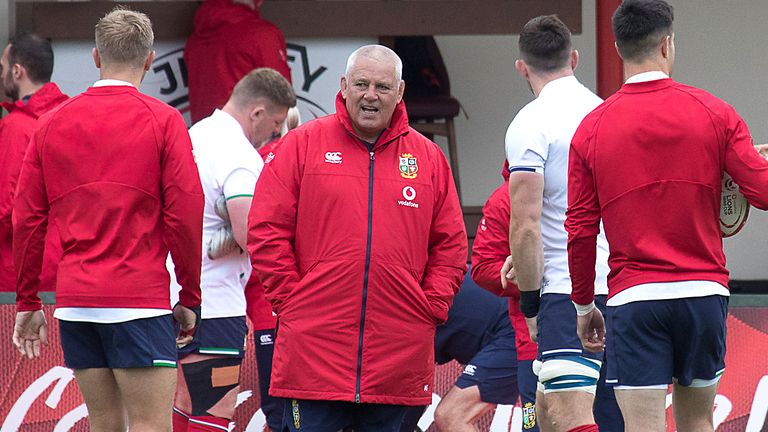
[334,91,410,149]
[1,82,68,118]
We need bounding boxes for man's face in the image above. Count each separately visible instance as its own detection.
[1,45,20,101]
[340,55,404,142]
[248,104,289,149]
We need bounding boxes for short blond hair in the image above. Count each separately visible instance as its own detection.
[95,8,154,67]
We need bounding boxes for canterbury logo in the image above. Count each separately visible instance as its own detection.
[259,334,273,345]
[463,365,477,376]
[325,151,342,164]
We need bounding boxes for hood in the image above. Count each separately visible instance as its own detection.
[1,82,68,119]
[334,91,411,149]
[192,0,261,36]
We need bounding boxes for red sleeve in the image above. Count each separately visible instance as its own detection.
[420,150,468,324]
[253,26,292,83]
[722,107,768,209]
[566,135,600,306]
[247,133,302,314]
[244,273,277,330]
[470,183,519,299]
[12,128,48,311]
[161,112,204,308]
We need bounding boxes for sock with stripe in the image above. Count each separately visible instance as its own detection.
[188,415,230,432]
[567,424,599,432]
[172,407,189,432]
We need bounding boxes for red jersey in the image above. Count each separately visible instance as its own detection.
[0,83,68,292]
[248,93,467,405]
[470,171,538,361]
[567,78,768,305]
[185,0,291,124]
[14,85,204,311]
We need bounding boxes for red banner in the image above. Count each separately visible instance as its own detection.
[1,306,766,431]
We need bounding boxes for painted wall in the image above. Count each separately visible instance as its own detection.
[436,0,768,279]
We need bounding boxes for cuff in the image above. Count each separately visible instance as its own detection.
[573,301,596,316]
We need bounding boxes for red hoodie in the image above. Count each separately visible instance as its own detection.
[0,83,68,292]
[470,162,538,361]
[14,85,203,312]
[185,0,291,124]
[567,79,768,305]
[248,93,467,405]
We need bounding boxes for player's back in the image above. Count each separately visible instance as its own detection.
[33,85,191,307]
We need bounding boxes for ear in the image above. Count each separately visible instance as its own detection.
[143,50,156,72]
[396,80,405,104]
[250,104,266,121]
[340,75,349,99]
[514,59,528,79]
[660,35,671,59]
[570,50,579,71]
[92,48,102,69]
[613,42,624,61]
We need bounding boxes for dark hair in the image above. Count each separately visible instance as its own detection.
[231,68,297,110]
[8,33,54,84]
[612,0,674,62]
[518,15,572,73]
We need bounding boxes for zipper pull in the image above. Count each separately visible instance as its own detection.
[369,151,375,161]
[355,393,361,403]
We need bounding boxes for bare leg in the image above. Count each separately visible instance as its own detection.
[113,367,177,432]
[433,385,494,432]
[535,390,556,432]
[615,388,666,432]
[542,391,596,431]
[73,368,128,432]
[673,382,719,432]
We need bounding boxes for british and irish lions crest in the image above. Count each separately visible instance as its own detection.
[399,153,418,179]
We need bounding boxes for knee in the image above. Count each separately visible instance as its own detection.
[434,402,460,431]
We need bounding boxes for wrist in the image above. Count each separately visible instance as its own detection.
[519,289,541,318]
[573,301,596,316]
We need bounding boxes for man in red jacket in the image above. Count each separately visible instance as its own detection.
[567,1,768,431]
[248,44,467,430]
[12,9,204,432]
[0,33,68,293]
[185,0,291,124]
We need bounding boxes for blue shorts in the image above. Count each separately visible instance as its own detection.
[454,324,518,405]
[605,295,727,388]
[59,314,177,369]
[178,316,247,359]
[517,359,539,432]
[536,294,606,362]
[283,399,415,432]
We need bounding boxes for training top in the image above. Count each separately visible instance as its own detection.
[567,73,768,306]
[185,0,291,123]
[0,83,68,292]
[14,82,204,313]
[505,75,609,296]
[190,109,263,318]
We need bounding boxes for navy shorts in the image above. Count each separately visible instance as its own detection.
[605,295,727,388]
[455,324,518,405]
[536,293,606,362]
[60,314,177,369]
[517,359,539,431]
[283,399,416,432]
[178,316,247,359]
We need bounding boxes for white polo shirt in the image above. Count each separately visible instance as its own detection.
[505,75,609,296]
[171,109,263,318]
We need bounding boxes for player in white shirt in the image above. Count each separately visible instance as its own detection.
[172,68,296,432]
[500,15,621,432]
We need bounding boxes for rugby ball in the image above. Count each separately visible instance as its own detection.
[720,173,750,237]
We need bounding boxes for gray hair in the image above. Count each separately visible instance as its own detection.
[345,45,403,81]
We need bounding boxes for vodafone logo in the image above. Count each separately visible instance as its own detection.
[402,186,416,201]
[324,151,342,164]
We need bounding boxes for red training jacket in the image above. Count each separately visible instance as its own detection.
[0,83,68,292]
[471,167,538,361]
[248,93,467,405]
[14,85,204,311]
[185,0,291,124]
[567,78,768,305]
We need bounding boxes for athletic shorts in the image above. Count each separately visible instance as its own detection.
[605,295,727,388]
[517,359,539,432]
[455,323,518,405]
[60,314,176,369]
[178,316,247,359]
[536,293,606,362]
[283,399,416,432]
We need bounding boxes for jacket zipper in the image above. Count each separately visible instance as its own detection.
[355,146,376,403]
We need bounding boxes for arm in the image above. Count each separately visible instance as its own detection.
[421,151,468,324]
[247,134,302,314]
[226,196,253,250]
[161,113,204,310]
[470,184,519,298]
[508,172,544,295]
[722,111,768,209]
[254,27,292,83]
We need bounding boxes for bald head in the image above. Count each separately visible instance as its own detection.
[345,45,402,82]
